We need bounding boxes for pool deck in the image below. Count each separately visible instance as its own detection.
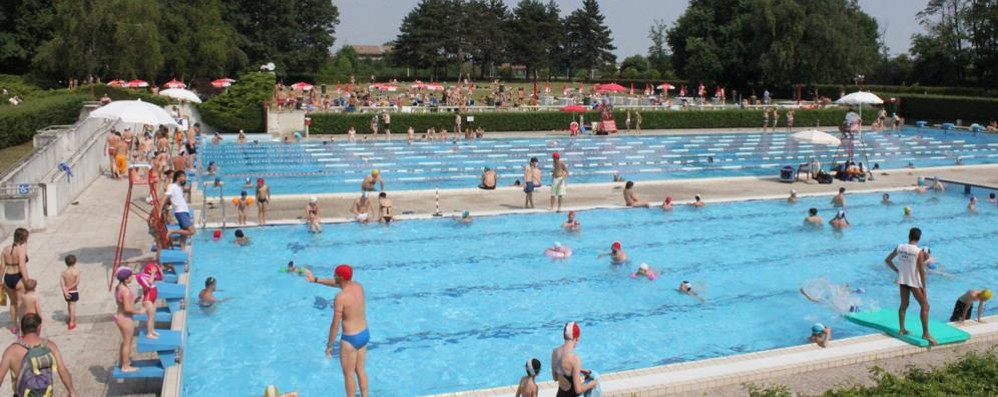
[197,163,998,227]
[2,136,997,396]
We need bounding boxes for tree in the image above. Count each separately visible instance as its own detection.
[391,0,461,80]
[619,55,650,76]
[466,0,510,78]
[668,0,881,88]
[33,0,117,80]
[0,0,55,75]
[646,19,672,79]
[564,0,616,79]
[223,0,338,78]
[510,0,563,80]
[159,0,246,80]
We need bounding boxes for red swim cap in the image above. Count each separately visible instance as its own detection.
[552,152,560,159]
[257,178,265,185]
[568,211,575,217]
[611,241,622,251]
[212,230,222,240]
[563,322,581,340]
[665,196,672,204]
[335,264,353,281]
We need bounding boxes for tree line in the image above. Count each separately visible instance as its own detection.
[0,0,339,83]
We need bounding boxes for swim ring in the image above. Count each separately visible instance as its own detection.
[544,245,573,259]
[629,271,658,281]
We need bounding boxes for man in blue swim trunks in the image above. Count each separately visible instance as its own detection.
[159,171,195,245]
[305,264,369,397]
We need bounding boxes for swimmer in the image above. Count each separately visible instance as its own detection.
[597,241,628,264]
[809,323,832,348]
[633,263,656,281]
[243,178,252,189]
[198,277,218,307]
[829,210,851,229]
[968,196,977,213]
[915,185,927,194]
[831,187,846,207]
[458,210,472,223]
[788,190,797,203]
[623,181,650,207]
[516,358,542,397]
[351,193,374,223]
[546,242,572,258]
[804,208,823,225]
[930,177,945,192]
[882,193,891,205]
[378,192,393,223]
[950,289,991,324]
[691,194,705,207]
[361,169,384,192]
[989,192,997,204]
[612,172,623,182]
[678,281,704,302]
[286,261,301,274]
[234,229,250,246]
[904,206,912,217]
[562,211,580,231]
[661,196,673,211]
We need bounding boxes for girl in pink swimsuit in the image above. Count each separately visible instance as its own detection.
[114,268,143,373]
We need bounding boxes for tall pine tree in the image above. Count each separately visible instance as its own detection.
[564,0,616,79]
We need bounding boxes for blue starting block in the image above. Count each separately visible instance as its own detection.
[159,249,188,265]
[162,273,178,283]
[134,306,173,323]
[942,122,955,130]
[113,359,165,379]
[157,282,185,300]
[137,329,181,368]
[916,120,927,128]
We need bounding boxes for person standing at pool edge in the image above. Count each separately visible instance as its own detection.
[550,152,568,212]
[551,322,598,396]
[884,227,937,345]
[523,157,539,208]
[305,265,369,397]
[361,170,384,192]
[160,172,195,245]
[256,178,271,225]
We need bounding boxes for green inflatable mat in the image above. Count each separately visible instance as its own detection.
[845,309,971,347]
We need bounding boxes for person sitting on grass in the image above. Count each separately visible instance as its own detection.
[809,323,832,348]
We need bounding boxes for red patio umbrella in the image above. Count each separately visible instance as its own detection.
[107,80,126,87]
[291,82,314,91]
[658,83,675,90]
[126,79,149,88]
[596,83,627,93]
[560,105,588,112]
[162,79,186,89]
[210,79,232,88]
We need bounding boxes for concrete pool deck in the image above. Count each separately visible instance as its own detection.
[1,156,997,396]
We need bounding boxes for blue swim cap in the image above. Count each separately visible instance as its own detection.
[812,323,825,334]
[928,263,938,270]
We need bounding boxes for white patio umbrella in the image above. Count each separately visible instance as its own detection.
[88,99,179,128]
[835,91,883,126]
[159,88,201,103]
[791,129,841,146]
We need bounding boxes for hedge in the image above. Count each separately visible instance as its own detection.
[897,94,998,124]
[814,84,996,98]
[199,72,276,132]
[0,93,88,149]
[310,108,848,134]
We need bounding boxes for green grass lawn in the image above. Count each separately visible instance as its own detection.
[0,141,35,174]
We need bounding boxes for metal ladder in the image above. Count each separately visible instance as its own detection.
[199,181,226,229]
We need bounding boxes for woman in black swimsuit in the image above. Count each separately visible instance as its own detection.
[551,322,598,396]
[3,228,30,333]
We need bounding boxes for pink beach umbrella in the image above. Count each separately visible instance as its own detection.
[162,79,186,89]
[126,79,149,88]
[290,82,314,91]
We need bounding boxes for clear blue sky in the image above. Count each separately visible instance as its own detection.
[335,0,926,57]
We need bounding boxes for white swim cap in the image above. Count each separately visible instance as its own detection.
[554,241,562,247]
[639,263,649,271]
[310,196,318,203]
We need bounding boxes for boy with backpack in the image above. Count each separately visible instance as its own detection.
[0,313,76,396]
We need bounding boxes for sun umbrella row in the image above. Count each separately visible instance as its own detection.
[106,78,236,89]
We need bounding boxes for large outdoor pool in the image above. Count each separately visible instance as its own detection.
[199,129,998,195]
[182,187,998,396]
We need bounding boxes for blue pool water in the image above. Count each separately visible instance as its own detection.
[183,188,998,396]
[199,129,998,194]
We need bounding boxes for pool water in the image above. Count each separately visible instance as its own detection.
[199,129,998,195]
[182,189,998,396]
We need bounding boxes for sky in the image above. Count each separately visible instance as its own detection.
[334,0,927,57]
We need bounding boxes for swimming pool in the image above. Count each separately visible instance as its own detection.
[182,188,998,396]
[199,129,998,195]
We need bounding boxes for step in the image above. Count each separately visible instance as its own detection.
[157,282,185,300]
[113,359,165,379]
[159,249,188,265]
[137,329,181,368]
[134,307,173,323]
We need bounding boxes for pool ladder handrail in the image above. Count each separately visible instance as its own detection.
[199,181,226,230]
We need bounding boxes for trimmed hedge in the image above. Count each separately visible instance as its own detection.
[814,84,997,98]
[199,72,276,132]
[310,108,848,134]
[0,93,88,149]
[897,94,998,124]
